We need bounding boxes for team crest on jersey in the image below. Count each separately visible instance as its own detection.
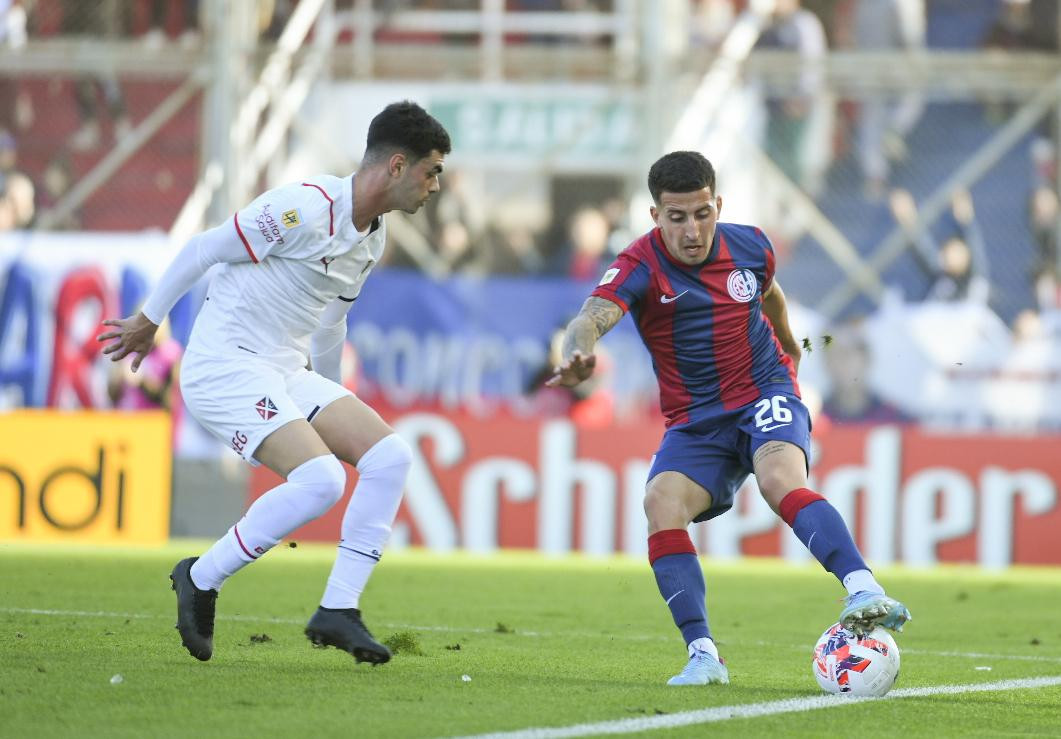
[255,397,278,420]
[281,208,302,228]
[598,267,620,286]
[727,268,758,302]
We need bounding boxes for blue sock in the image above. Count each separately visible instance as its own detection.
[783,491,868,584]
[648,529,710,645]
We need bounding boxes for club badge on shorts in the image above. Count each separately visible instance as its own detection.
[256,397,278,420]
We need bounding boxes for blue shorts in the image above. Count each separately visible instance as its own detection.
[647,392,812,522]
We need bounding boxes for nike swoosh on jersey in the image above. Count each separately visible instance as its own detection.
[760,422,792,432]
[660,290,689,304]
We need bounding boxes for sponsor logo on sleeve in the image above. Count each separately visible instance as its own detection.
[281,208,302,228]
[255,204,285,246]
[598,267,620,286]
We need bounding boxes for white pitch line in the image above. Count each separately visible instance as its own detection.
[3,606,304,625]
[448,676,1061,739]
[5,607,1061,665]
[902,648,1061,664]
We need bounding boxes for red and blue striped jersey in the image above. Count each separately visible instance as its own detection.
[592,222,799,428]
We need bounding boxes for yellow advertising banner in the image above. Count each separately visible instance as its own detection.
[0,411,171,544]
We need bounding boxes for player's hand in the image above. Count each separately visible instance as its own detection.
[96,312,159,372]
[545,351,597,388]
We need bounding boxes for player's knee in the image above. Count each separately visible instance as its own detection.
[384,434,414,473]
[291,453,347,513]
[357,433,413,484]
[643,482,662,511]
[643,485,664,517]
[319,455,349,506]
[644,484,683,530]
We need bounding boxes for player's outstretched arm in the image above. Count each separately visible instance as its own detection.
[546,296,624,388]
[96,222,251,372]
[761,280,802,374]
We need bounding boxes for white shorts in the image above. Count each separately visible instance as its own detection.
[179,350,353,465]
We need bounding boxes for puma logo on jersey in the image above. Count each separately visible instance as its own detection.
[660,290,688,304]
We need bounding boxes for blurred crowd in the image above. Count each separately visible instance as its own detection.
[3,0,1061,429]
[382,168,633,281]
[722,0,1061,350]
[0,0,304,232]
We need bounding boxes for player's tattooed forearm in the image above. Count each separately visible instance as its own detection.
[561,297,623,359]
[581,297,623,337]
[562,318,598,358]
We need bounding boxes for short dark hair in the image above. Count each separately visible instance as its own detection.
[365,101,451,162]
[647,151,716,203]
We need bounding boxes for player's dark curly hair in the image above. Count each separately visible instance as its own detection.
[365,101,451,163]
[647,151,716,203]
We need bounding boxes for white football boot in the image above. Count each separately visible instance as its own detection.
[667,647,730,686]
[840,591,912,636]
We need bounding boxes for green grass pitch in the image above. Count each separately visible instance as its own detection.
[2,543,1060,738]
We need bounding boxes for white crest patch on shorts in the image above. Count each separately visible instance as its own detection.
[598,267,620,286]
[727,268,758,302]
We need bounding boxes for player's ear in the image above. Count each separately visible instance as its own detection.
[388,151,407,178]
[649,205,659,225]
[715,195,723,218]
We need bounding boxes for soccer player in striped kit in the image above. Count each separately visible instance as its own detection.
[548,151,910,686]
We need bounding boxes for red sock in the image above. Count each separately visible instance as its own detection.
[648,529,696,565]
[779,487,826,527]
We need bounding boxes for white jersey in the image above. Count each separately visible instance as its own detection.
[187,173,386,371]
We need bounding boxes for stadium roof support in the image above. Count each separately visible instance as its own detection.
[819,71,1061,319]
[660,0,883,307]
[172,0,332,242]
[34,70,208,231]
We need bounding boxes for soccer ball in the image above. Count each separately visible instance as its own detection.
[812,622,900,696]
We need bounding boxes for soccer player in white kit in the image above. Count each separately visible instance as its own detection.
[97,101,450,664]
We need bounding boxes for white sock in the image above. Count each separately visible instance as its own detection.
[320,434,412,609]
[842,569,885,597]
[689,637,719,660]
[190,454,346,591]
